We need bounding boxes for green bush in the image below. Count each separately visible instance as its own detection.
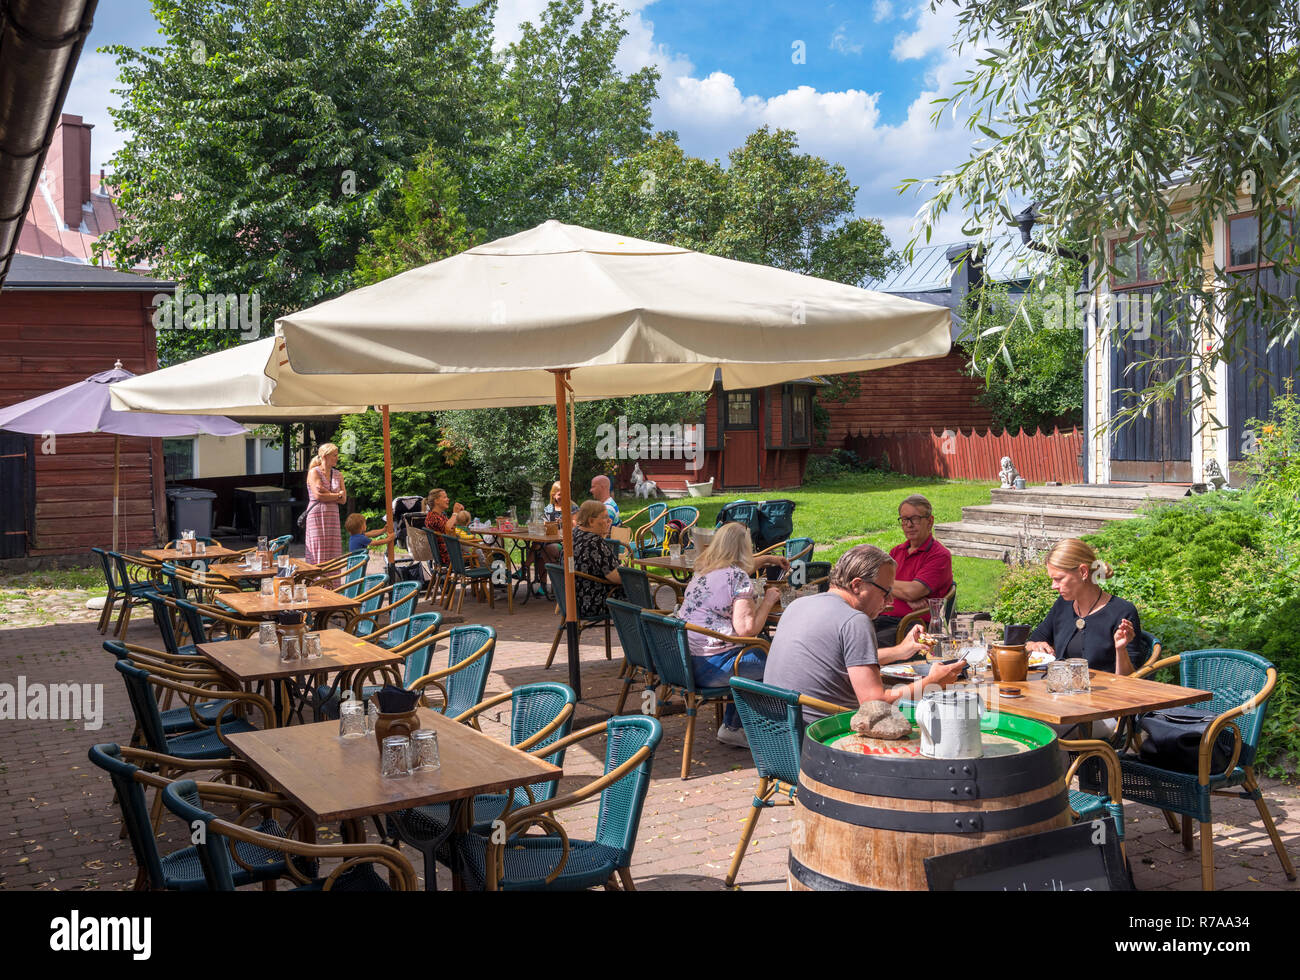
[989,563,1054,626]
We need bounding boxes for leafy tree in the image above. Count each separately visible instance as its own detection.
[958,264,1086,430]
[97,0,497,364]
[902,0,1300,433]
[354,148,479,286]
[470,0,660,236]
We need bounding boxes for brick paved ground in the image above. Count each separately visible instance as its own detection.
[1,561,1297,892]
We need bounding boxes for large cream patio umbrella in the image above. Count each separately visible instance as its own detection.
[268,221,953,697]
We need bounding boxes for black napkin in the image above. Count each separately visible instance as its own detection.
[374,685,421,714]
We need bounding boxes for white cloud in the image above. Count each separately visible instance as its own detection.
[872,1,895,23]
[829,24,863,56]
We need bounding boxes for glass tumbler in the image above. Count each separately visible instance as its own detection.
[278,583,292,604]
[258,621,278,651]
[279,634,301,663]
[257,536,269,553]
[668,544,681,561]
[1045,660,1071,693]
[1065,658,1092,694]
[412,729,440,771]
[260,576,275,597]
[293,583,308,604]
[381,735,413,778]
[339,700,366,738]
[303,632,323,660]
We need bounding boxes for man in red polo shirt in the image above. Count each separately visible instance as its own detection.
[873,494,954,650]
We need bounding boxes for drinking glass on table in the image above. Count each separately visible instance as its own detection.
[303,632,323,661]
[278,582,292,605]
[258,621,277,652]
[257,535,269,553]
[668,544,681,562]
[293,582,308,604]
[381,735,413,777]
[280,634,301,663]
[412,730,440,771]
[339,699,366,738]
[260,577,274,597]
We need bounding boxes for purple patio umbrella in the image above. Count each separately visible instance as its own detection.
[0,360,246,550]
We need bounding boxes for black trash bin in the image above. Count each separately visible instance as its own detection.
[165,486,217,540]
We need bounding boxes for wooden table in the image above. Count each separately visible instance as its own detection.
[472,527,561,546]
[226,707,561,889]
[199,629,404,725]
[469,527,560,602]
[627,553,697,574]
[142,545,243,562]
[958,670,1211,726]
[207,557,319,582]
[218,587,360,621]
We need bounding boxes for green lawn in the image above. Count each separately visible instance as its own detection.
[615,472,1006,613]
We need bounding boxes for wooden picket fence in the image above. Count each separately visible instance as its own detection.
[842,427,1084,484]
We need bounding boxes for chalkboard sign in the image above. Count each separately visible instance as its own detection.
[924,819,1133,891]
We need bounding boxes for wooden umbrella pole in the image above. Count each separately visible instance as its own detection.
[382,405,395,566]
[113,434,120,552]
[552,369,582,698]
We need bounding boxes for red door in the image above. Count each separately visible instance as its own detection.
[722,391,759,488]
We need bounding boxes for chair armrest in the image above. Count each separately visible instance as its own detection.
[145,673,275,732]
[1194,668,1274,783]
[797,694,854,716]
[1060,738,1123,804]
[451,690,514,726]
[680,622,770,660]
[1132,653,1181,679]
[406,633,493,691]
[118,641,210,668]
[121,747,271,790]
[364,616,414,644]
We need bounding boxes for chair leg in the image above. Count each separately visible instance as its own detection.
[97,594,116,633]
[725,782,769,888]
[1162,809,1180,833]
[614,676,632,715]
[616,866,636,891]
[1200,821,1215,890]
[545,626,564,669]
[604,620,611,660]
[1181,814,1194,851]
[1245,769,1297,881]
[680,693,698,780]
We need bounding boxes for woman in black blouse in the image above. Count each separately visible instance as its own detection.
[1026,538,1146,674]
[571,499,622,619]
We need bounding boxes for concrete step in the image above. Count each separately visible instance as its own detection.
[990,484,1187,508]
[959,504,1141,532]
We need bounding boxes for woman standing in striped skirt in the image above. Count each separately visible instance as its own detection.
[304,442,346,566]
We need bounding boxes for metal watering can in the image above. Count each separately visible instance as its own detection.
[915,689,985,759]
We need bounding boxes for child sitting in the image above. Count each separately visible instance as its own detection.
[345,512,392,553]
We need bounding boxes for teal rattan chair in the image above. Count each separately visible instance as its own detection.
[639,610,769,779]
[757,536,814,564]
[89,743,300,891]
[346,580,420,643]
[437,532,510,614]
[105,638,230,737]
[616,565,684,610]
[107,550,161,638]
[724,677,852,887]
[268,534,293,556]
[631,505,699,559]
[316,612,445,718]
[453,715,662,891]
[387,682,577,889]
[607,598,661,716]
[92,546,128,634]
[1060,738,1127,845]
[406,625,497,724]
[543,563,613,668]
[1116,648,1296,890]
[335,552,373,599]
[161,779,416,891]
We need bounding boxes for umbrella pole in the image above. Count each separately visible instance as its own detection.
[382,406,395,567]
[113,434,120,552]
[552,370,581,698]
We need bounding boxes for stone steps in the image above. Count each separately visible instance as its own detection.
[935,483,1187,560]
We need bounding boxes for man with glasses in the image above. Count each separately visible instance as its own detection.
[765,544,966,721]
[873,494,954,650]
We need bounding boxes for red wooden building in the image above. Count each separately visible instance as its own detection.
[0,256,174,563]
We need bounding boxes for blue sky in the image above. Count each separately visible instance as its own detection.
[70,0,978,248]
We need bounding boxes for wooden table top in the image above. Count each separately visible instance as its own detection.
[199,629,403,683]
[627,553,697,573]
[226,707,561,823]
[218,587,359,618]
[207,557,319,581]
[142,545,242,561]
[472,527,561,545]
[962,670,1211,726]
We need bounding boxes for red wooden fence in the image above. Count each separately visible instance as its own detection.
[845,427,1084,483]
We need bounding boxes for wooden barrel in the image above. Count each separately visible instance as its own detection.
[789,707,1069,890]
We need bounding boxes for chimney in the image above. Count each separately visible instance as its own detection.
[946,242,984,310]
[45,114,94,229]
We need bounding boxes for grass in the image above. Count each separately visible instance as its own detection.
[0,566,102,592]
[615,471,1007,612]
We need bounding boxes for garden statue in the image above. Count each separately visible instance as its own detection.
[999,456,1020,489]
[1204,458,1228,491]
[631,462,660,499]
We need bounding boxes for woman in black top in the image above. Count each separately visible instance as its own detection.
[571,500,622,619]
[1026,538,1146,674]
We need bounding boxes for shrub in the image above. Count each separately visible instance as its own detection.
[989,563,1054,626]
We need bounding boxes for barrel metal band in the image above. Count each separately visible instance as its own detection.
[787,854,878,891]
[797,782,1068,834]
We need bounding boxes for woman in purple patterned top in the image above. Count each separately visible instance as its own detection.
[677,522,789,746]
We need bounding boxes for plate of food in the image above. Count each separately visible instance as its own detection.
[1028,651,1056,669]
[880,662,923,679]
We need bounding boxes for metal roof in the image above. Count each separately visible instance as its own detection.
[3,253,175,291]
[867,234,1048,293]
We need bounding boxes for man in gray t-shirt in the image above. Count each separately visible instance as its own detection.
[763,545,966,722]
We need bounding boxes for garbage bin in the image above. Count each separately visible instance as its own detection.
[166,486,217,540]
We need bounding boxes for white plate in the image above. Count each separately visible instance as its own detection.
[880,663,922,679]
[1028,651,1055,668]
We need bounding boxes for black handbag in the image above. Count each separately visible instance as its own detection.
[1136,708,1237,775]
